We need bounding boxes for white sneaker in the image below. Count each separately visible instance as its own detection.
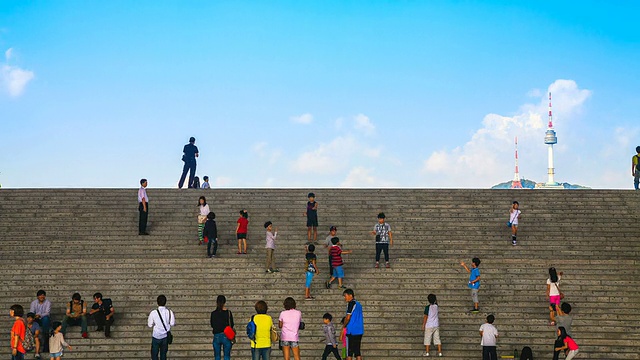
[438,353,443,357]
[422,352,429,357]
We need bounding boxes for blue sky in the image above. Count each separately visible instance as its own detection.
[1,1,639,188]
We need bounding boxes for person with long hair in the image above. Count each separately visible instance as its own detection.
[197,196,210,245]
[210,295,234,360]
[547,267,564,325]
[555,326,579,360]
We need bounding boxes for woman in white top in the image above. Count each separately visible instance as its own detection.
[198,196,210,245]
[509,201,521,246]
[547,267,564,325]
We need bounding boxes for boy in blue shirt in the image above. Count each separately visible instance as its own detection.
[461,258,481,313]
[342,289,364,360]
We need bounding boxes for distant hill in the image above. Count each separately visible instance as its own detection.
[491,178,589,189]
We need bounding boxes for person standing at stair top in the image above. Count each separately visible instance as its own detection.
[9,304,26,360]
[148,295,175,360]
[264,221,279,273]
[324,226,338,278]
[138,178,150,235]
[89,293,114,338]
[304,193,319,244]
[509,201,521,246]
[342,289,364,360]
[460,258,481,313]
[371,212,393,268]
[202,176,211,189]
[210,295,234,360]
[632,146,640,190]
[198,196,210,245]
[547,267,564,326]
[26,313,42,359]
[250,300,273,360]
[178,136,199,189]
[236,210,249,255]
[279,297,303,360]
[204,212,218,258]
[30,290,51,352]
[479,314,498,360]
[61,293,88,339]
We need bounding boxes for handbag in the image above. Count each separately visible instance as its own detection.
[556,283,565,300]
[157,309,173,345]
[299,321,305,330]
[270,325,279,342]
[223,311,236,343]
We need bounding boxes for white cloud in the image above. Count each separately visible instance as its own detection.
[340,166,395,187]
[353,114,375,135]
[290,113,313,124]
[290,135,381,175]
[1,47,35,97]
[252,141,282,165]
[422,79,592,188]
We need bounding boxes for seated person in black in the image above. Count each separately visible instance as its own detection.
[89,293,114,337]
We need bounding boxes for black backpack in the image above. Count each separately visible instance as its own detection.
[520,346,533,360]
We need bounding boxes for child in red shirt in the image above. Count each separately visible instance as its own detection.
[10,304,26,359]
[236,210,249,254]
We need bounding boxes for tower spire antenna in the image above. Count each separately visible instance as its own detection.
[548,92,553,128]
[511,136,523,189]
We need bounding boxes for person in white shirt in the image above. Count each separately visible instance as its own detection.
[138,179,149,235]
[509,201,521,245]
[479,315,498,360]
[148,295,175,360]
[197,196,211,245]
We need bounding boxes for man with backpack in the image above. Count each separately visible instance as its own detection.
[61,293,88,338]
[632,146,640,190]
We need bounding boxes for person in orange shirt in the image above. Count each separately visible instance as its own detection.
[10,304,26,360]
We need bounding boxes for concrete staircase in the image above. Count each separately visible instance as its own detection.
[0,189,639,359]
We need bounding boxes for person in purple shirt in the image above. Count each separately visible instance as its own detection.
[138,179,149,235]
[30,290,51,352]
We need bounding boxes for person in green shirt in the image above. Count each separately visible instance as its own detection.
[632,146,640,190]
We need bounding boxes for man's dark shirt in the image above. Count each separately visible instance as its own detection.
[92,299,113,315]
[183,144,199,162]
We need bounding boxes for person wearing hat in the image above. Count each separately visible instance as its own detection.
[178,137,199,189]
[324,226,338,278]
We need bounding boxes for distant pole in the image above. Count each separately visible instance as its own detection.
[511,137,523,189]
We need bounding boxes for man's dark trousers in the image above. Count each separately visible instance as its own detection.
[151,336,169,360]
[178,161,196,188]
[93,312,114,336]
[482,346,497,360]
[139,202,148,234]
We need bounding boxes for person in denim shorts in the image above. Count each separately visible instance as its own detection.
[278,297,302,360]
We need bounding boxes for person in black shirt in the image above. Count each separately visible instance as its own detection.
[210,295,234,360]
[178,137,199,189]
[89,293,114,338]
[203,212,218,258]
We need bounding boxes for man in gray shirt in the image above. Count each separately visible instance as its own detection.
[554,302,573,360]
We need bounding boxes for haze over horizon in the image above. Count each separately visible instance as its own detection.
[1,2,638,189]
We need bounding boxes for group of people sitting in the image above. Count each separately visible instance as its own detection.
[9,290,114,359]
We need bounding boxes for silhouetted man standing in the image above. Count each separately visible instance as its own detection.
[178,137,199,189]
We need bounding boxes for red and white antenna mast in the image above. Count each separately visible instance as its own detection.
[511,136,523,189]
[548,92,554,128]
